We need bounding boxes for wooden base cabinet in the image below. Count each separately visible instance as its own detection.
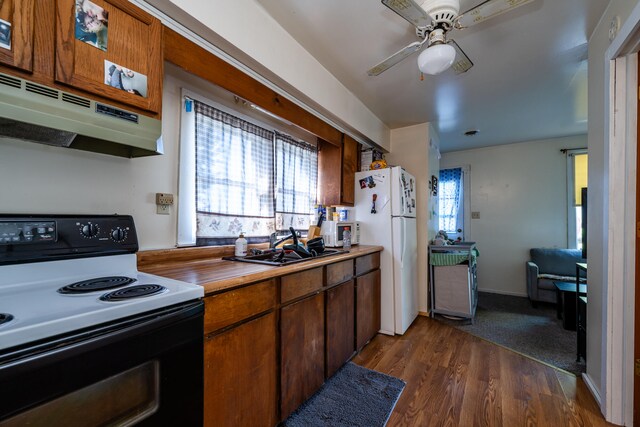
[199,252,381,426]
[326,280,355,378]
[356,269,381,350]
[280,293,325,420]
[204,312,278,427]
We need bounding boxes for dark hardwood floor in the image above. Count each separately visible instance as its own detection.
[352,316,615,427]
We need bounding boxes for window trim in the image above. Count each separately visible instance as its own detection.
[565,148,587,249]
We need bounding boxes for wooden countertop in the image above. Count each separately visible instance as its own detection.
[138,245,383,295]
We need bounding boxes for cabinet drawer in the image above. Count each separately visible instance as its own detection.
[204,280,276,334]
[355,252,380,276]
[326,259,353,287]
[281,267,323,304]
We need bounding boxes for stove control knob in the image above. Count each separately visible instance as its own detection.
[81,223,99,238]
[111,227,126,242]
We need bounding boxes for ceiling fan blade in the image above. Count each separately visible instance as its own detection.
[455,0,534,29]
[448,40,474,74]
[381,0,431,28]
[367,40,426,76]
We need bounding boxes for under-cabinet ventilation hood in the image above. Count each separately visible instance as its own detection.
[0,72,162,158]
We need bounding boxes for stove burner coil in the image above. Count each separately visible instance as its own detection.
[100,284,167,302]
[0,313,14,326]
[58,276,136,294]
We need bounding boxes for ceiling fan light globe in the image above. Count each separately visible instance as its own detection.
[417,44,456,75]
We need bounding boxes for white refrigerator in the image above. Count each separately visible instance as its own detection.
[354,166,418,335]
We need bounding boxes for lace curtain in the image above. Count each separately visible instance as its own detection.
[438,167,463,233]
[194,101,317,241]
[275,133,317,230]
[195,101,276,238]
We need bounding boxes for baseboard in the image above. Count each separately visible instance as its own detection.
[418,311,430,317]
[581,373,602,409]
[478,288,528,298]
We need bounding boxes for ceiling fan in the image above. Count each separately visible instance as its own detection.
[368,0,535,77]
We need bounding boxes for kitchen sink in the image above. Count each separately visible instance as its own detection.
[223,248,348,266]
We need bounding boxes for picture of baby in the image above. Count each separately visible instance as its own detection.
[75,0,108,51]
[104,60,148,98]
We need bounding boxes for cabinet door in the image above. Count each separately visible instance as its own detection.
[341,134,358,205]
[204,312,278,427]
[0,0,35,73]
[326,279,355,378]
[317,138,342,206]
[356,269,381,350]
[280,292,325,420]
[54,0,162,114]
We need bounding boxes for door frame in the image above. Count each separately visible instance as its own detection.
[602,8,640,424]
[636,56,640,427]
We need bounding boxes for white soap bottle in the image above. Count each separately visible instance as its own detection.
[235,232,248,257]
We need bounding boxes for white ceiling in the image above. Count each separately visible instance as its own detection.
[254,0,608,152]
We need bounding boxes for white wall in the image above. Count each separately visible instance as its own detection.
[386,123,439,313]
[440,135,586,297]
[587,0,638,407]
[144,0,390,151]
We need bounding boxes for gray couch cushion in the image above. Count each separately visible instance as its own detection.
[530,248,585,277]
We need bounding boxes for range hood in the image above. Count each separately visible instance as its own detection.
[0,73,162,158]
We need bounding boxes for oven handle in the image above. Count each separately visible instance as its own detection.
[0,300,204,374]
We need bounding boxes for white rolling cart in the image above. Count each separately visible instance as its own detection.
[429,243,478,321]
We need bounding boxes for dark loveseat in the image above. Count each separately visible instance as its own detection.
[526,248,586,306]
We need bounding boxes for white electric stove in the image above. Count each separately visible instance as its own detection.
[0,214,203,352]
[0,215,205,425]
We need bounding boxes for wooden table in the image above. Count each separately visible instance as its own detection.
[554,281,587,330]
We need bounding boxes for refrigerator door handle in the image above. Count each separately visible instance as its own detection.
[400,218,406,266]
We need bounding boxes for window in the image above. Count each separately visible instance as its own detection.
[178,92,317,246]
[566,150,588,249]
[438,167,463,235]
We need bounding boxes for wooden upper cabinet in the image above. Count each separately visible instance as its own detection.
[0,0,35,73]
[54,0,162,114]
[317,135,361,207]
[341,134,358,205]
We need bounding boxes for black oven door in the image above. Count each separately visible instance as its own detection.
[0,300,203,426]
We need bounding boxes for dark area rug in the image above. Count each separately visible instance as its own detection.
[282,362,405,427]
[436,292,586,375]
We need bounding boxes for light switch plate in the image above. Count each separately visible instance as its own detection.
[471,211,480,219]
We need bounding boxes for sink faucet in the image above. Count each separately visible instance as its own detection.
[269,230,299,249]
